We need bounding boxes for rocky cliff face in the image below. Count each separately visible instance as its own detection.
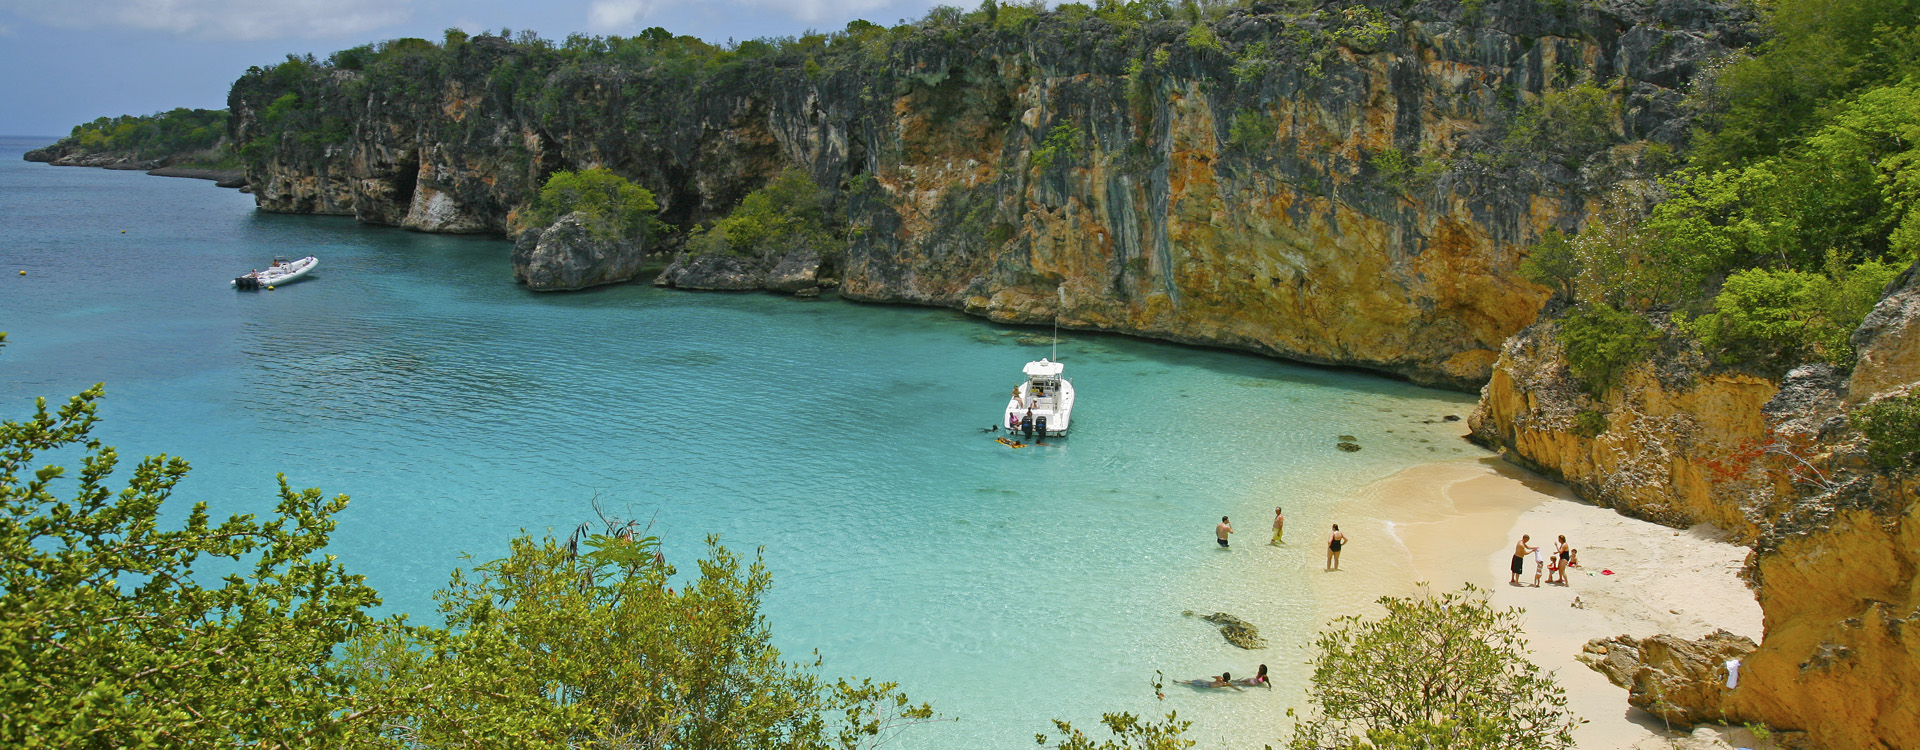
[1473,265,1920,750]
[228,0,1753,389]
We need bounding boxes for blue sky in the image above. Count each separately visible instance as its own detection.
[0,0,958,138]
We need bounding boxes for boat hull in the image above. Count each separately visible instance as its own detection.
[233,256,318,288]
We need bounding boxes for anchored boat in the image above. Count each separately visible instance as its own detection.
[233,256,317,290]
[1005,357,1074,438]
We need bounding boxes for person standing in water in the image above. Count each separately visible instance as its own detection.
[1216,516,1234,548]
[1271,507,1285,545]
[1326,524,1346,570]
[1511,535,1535,585]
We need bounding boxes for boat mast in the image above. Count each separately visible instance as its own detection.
[1053,286,1062,362]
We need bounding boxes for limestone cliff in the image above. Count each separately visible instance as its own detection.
[227,0,1753,389]
[1472,265,1920,750]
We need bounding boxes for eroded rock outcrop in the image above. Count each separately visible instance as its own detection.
[656,246,825,294]
[511,212,648,291]
[1476,264,1920,749]
[228,0,1756,389]
[1581,631,1757,726]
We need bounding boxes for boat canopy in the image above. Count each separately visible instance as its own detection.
[1023,359,1064,378]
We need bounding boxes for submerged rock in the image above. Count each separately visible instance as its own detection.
[511,211,649,291]
[1193,611,1265,649]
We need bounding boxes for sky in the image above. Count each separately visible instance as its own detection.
[0,0,960,138]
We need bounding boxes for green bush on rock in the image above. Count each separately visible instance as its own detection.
[526,168,661,241]
[1852,393,1920,470]
[1560,304,1655,396]
[1687,258,1901,372]
[686,167,835,258]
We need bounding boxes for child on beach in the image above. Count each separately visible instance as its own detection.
[1532,545,1545,587]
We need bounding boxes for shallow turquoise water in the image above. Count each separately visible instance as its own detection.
[0,137,1480,747]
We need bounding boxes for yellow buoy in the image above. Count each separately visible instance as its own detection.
[121,230,127,234]
[267,285,275,290]
[16,270,24,276]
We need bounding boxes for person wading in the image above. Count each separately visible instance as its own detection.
[1326,524,1346,571]
[1216,516,1233,548]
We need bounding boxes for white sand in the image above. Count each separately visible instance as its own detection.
[1309,457,1765,749]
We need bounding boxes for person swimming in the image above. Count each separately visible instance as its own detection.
[1187,672,1245,691]
[1235,664,1270,688]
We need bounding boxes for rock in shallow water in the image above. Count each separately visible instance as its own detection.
[1196,611,1265,649]
[511,211,649,291]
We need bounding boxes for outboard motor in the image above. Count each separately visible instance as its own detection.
[1020,414,1033,438]
[1035,416,1048,435]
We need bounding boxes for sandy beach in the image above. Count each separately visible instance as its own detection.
[1308,456,1767,749]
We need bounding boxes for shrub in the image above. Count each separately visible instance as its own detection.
[527,168,661,241]
[1573,409,1610,437]
[692,168,835,258]
[1286,584,1579,750]
[1852,394,1920,470]
[1031,123,1085,173]
[1504,82,1620,165]
[1228,110,1276,151]
[1560,304,1655,396]
[1518,229,1579,301]
[1688,258,1900,371]
[1185,23,1222,54]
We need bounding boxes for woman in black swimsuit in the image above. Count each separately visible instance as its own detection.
[1554,535,1571,585]
[1327,524,1346,571]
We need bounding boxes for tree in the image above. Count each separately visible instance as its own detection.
[0,336,934,749]
[1035,673,1191,750]
[1560,303,1656,396]
[1286,585,1580,750]
[346,527,938,749]
[0,377,398,748]
[526,168,661,241]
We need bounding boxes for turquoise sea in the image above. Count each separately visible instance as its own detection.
[0,136,1482,747]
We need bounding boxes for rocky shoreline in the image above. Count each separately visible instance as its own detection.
[24,145,247,189]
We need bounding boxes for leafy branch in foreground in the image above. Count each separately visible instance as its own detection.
[0,357,935,748]
[1036,671,1192,750]
[0,382,394,748]
[1286,584,1580,750]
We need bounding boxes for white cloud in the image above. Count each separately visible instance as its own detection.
[729,0,900,23]
[587,0,651,32]
[0,0,410,40]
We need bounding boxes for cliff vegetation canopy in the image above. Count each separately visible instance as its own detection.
[36,108,237,167]
[1520,0,1920,385]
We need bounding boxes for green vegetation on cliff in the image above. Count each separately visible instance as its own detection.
[1522,0,1920,379]
[32,108,237,167]
[1852,393,1920,469]
[687,168,835,258]
[526,167,660,241]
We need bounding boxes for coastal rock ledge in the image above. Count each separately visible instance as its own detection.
[511,212,648,291]
[1473,262,1920,750]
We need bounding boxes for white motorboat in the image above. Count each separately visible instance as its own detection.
[1005,357,1074,438]
[233,255,317,290]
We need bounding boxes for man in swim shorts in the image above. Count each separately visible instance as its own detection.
[1511,535,1535,585]
[1216,516,1233,547]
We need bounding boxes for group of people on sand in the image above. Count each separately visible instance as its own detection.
[1510,533,1579,587]
[1214,508,1348,571]
[1187,664,1269,691]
